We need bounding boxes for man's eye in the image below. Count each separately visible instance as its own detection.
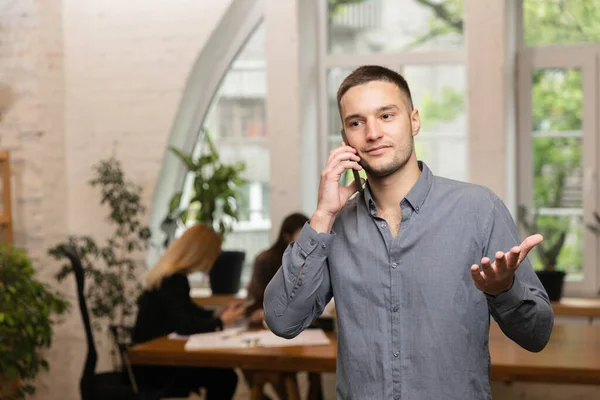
[382,114,391,120]
[350,121,360,127]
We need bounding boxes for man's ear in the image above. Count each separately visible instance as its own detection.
[410,109,421,137]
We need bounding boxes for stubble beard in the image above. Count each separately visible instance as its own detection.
[361,138,414,178]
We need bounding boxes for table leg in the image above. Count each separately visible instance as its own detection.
[308,372,323,400]
[283,373,300,400]
[250,381,264,400]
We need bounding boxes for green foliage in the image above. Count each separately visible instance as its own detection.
[48,157,151,331]
[0,245,69,400]
[168,131,247,238]
[419,87,464,130]
[523,0,600,46]
[408,0,464,49]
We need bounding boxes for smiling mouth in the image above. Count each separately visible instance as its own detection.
[365,146,390,155]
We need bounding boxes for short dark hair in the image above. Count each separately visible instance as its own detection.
[336,65,414,116]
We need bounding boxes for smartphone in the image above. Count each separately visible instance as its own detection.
[340,129,364,193]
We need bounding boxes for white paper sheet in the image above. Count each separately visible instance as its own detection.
[168,324,248,341]
[183,328,330,351]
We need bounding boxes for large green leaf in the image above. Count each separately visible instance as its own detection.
[170,146,197,172]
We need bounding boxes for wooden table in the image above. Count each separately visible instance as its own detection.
[551,297,600,319]
[490,322,600,384]
[128,331,336,400]
[129,323,600,398]
[194,295,600,319]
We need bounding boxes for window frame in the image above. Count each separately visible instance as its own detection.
[516,43,600,297]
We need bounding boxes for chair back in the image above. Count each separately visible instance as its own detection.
[63,246,97,400]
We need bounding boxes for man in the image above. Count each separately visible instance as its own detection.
[263,65,553,399]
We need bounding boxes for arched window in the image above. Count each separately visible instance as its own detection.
[148,0,266,290]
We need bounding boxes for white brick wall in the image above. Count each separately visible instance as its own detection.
[0,1,231,399]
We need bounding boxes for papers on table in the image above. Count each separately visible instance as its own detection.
[182,328,331,351]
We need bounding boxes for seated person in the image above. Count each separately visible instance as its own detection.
[246,212,308,324]
[132,223,246,400]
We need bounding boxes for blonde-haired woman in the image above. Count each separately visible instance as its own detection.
[132,223,245,400]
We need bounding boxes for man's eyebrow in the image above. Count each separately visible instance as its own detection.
[343,113,362,124]
[343,104,400,124]
[377,104,399,113]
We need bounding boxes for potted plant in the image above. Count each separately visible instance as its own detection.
[48,156,151,334]
[0,245,69,400]
[518,205,567,301]
[166,130,247,294]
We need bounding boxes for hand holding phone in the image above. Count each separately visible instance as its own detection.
[340,129,364,193]
[311,132,363,232]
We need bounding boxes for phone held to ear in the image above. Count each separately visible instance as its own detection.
[340,129,364,193]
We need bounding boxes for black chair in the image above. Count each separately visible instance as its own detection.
[63,247,165,400]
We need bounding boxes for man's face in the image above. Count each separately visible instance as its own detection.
[340,80,420,178]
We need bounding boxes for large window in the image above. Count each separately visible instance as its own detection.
[320,0,466,184]
[186,24,269,288]
[517,0,600,295]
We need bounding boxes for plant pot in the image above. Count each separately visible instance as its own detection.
[535,270,566,301]
[209,250,246,294]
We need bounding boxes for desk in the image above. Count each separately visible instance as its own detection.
[551,297,600,319]
[129,331,335,400]
[490,323,600,384]
[194,295,600,320]
[129,323,600,391]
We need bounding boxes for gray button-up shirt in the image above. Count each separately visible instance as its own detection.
[264,162,553,400]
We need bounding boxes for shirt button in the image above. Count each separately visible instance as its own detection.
[393,306,399,312]
[391,262,397,269]
[321,243,327,249]
[381,222,387,229]
[393,351,399,357]
[309,239,316,246]
[415,206,420,212]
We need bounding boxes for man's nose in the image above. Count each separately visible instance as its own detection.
[365,119,383,141]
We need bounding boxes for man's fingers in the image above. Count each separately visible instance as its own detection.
[495,251,509,273]
[506,246,520,269]
[327,145,357,164]
[470,264,485,285]
[517,234,543,264]
[329,161,362,179]
[480,257,495,280]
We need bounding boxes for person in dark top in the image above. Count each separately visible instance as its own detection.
[132,223,246,399]
[245,212,309,324]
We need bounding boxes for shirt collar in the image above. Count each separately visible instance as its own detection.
[363,161,433,214]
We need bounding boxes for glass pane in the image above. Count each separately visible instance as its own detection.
[532,138,582,209]
[532,69,582,132]
[524,0,600,47]
[405,64,466,181]
[328,0,464,54]
[527,215,583,277]
[190,24,269,287]
[523,67,584,277]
